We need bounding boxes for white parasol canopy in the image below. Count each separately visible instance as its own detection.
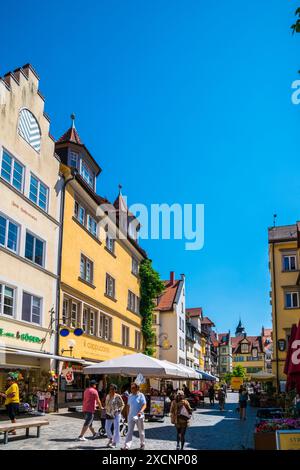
[163,361,202,379]
[250,371,276,380]
[83,353,195,379]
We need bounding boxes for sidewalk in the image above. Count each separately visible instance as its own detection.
[0,392,256,450]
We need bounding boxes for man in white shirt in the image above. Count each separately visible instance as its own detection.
[123,382,147,450]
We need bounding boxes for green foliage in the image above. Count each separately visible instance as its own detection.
[223,372,233,384]
[139,259,165,356]
[291,7,300,34]
[232,365,247,378]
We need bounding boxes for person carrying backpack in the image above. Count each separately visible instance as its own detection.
[170,390,192,450]
[217,387,226,411]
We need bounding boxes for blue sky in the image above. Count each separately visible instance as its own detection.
[2,1,300,335]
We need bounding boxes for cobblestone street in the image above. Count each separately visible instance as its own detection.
[0,393,256,450]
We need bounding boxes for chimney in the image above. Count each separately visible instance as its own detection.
[170,271,175,285]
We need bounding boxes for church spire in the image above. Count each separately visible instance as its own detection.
[235,318,246,337]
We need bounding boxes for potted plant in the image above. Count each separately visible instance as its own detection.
[254,418,300,450]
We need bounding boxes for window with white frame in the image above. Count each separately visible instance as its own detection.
[29,174,49,211]
[80,254,94,284]
[74,201,86,225]
[105,274,115,299]
[99,313,112,340]
[285,291,300,309]
[135,330,142,350]
[62,298,69,325]
[127,290,139,313]
[0,150,24,192]
[74,201,98,238]
[87,215,97,237]
[283,254,297,271]
[81,160,94,188]
[241,343,249,354]
[106,234,115,254]
[0,214,19,253]
[69,151,79,169]
[82,308,88,333]
[22,292,42,325]
[83,307,96,335]
[132,257,139,276]
[122,325,130,347]
[70,302,78,328]
[25,232,45,267]
[0,283,15,317]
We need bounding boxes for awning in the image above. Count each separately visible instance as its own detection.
[84,353,194,379]
[0,347,93,365]
[196,369,218,381]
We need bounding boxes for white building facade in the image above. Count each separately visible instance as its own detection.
[0,64,62,406]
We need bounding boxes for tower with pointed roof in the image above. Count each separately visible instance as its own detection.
[56,114,101,193]
[113,185,140,241]
[235,318,246,337]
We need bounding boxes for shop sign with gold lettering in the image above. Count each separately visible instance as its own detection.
[276,430,300,450]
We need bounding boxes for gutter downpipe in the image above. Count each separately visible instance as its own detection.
[54,169,77,412]
[271,240,280,392]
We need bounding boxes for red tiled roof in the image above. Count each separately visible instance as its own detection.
[201,316,215,326]
[156,279,181,312]
[218,333,229,345]
[231,335,263,354]
[186,307,203,318]
[57,126,83,145]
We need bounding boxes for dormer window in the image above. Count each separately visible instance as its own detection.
[241,343,249,354]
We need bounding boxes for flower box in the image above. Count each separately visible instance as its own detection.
[254,431,276,450]
[254,418,300,449]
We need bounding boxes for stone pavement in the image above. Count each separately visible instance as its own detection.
[0,392,256,450]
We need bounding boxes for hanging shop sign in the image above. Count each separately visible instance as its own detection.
[59,328,84,337]
[61,367,74,384]
[0,328,43,344]
[278,339,286,352]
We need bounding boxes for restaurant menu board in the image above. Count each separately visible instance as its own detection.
[276,430,300,450]
[150,396,165,417]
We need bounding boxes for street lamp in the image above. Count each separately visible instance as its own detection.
[61,339,76,356]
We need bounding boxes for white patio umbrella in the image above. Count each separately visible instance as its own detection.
[163,361,202,380]
[83,353,190,379]
[249,371,276,381]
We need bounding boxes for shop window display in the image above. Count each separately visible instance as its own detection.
[0,368,58,414]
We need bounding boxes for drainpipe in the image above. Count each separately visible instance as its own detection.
[54,169,77,412]
[271,240,280,392]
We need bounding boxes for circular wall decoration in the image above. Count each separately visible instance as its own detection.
[60,328,70,337]
[18,108,41,152]
[74,328,84,337]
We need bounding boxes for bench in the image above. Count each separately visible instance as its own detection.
[0,418,49,444]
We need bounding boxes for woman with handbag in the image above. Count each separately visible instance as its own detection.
[170,390,192,450]
[105,384,124,448]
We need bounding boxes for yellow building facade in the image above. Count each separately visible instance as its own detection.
[231,335,265,377]
[55,123,146,406]
[268,224,300,391]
